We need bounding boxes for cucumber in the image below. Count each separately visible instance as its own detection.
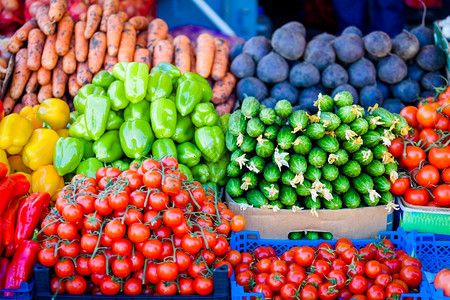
[350,118,369,136]
[247,156,266,174]
[373,144,388,160]
[321,232,333,240]
[280,186,297,206]
[241,172,259,189]
[293,136,312,155]
[322,164,339,181]
[342,140,362,153]
[323,193,343,210]
[256,139,275,158]
[225,131,238,152]
[231,149,245,162]
[226,178,243,198]
[332,174,350,194]
[289,154,308,174]
[363,193,380,206]
[260,107,277,125]
[384,163,398,175]
[316,94,334,112]
[270,200,283,209]
[296,180,312,196]
[335,124,351,141]
[264,162,281,183]
[229,110,247,136]
[343,188,361,208]
[277,126,296,150]
[392,113,409,136]
[240,135,256,152]
[305,165,322,181]
[275,100,293,118]
[305,231,321,240]
[305,123,326,140]
[353,148,373,166]
[281,169,295,186]
[352,173,374,194]
[373,176,391,192]
[304,196,321,209]
[319,112,341,131]
[365,160,385,177]
[246,118,265,137]
[289,232,303,240]
[241,96,260,119]
[233,197,248,204]
[317,135,340,153]
[247,189,268,208]
[259,180,280,201]
[341,161,362,178]
[371,107,394,128]
[331,149,349,166]
[337,105,357,124]
[227,162,243,178]
[264,125,279,141]
[334,91,353,107]
[361,131,381,148]
[379,191,394,205]
[289,110,309,132]
[308,147,328,167]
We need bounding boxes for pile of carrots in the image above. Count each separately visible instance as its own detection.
[4,0,236,115]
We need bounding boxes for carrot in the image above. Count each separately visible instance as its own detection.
[36,4,56,36]
[117,11,128,23]
[16,18,38,41]
[129,16,149,31]
[190,43,196,73]
[211,72,236,105]
[3,93,16,115]
[103,53,117,73]
[7,36,23,53]
[25,72,39,94]
[106,14,123,56]
[38,82,53,103]
[215,93,236,116]
[79,12,87,22]
[10,48,32,100]
[88,31,107,74]
[100,0,119,32]
[74,21,88,63]
[12,103,24,114]
[0,57,7,69]
[211,37,229,81]
[41,34,58,70]
[196,33,215,78]
[84,4,102,39]
[49,0,68,23]
[26,28,45,71]
[52,59,68,98]
[62,35,77,75]
[22,93,39,107]
[136,30,148,49]
[117,22,136,62]
[152,39,173,66]
[133,48,151,68]
[76,61,92,86]
[37,67,51,85]
[56,13,74,56]
[173,35,191,74]
[68,73,80,97]
[147,18,168,51]
[166,34,174,45]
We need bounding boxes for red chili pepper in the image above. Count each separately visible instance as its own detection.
[0,177,16,217]
[8,173,30,198]
[2,197,22,246]
[0,257,10,290]
[4,240,40,293]
[14,192,50,246]
[0,216,3,250]
[3,242,16,258]
[0,162,8,181]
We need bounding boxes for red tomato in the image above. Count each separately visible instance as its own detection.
[253,284,273,299]
[267,273,286,292]
[435,115,450,131]
[374,274,392,289]
[441,168,450,183]
[401,257,422,269]
[318,282,339,300]
[400,266,423,288]
[404,188,430,206]
[419,128,440,148]
[434,268,450,296]
[365,260,382,279]
[327,270,346,289]
[433,184,450,206]
[299,284,319,300]
[270,260,288,276]
[65,275,86,295]
[348,275,368,294]
[280,283,300,299]
[385,282,407,297]
[388,138,404,158]
[415,164,440,188]
[400,106,418,127]
[286,270,306,285]
[417,104,438,128]
[429,146,450,170]
[294,246,315,267]
[390,177,411,195]
[366,285,385,300]
[403,146,426,168]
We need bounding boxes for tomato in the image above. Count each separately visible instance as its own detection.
[253,284,273,299]
[337,288,352,300]
[335,243,352,257]
[347,261,365,277]
[300,284,319,300]
[403,146,426,168]
[235,270,255,286]
[434,268,450,296]
[215,219,231,235]
[331,259,347,273]
[384,259,401,274]
[294,246,315,267]
[161,176,181,196]
[230,215,246,232]
[193,277,213,296]
[270,260,288,276]
[365,285,385,300]
[417,104,438,128]
[212,235,229,256]
[348,275,368,294]
[388,138,404,158]
[254,247,272,260]
[108,192,129,211]
[122,278,142,295]
[162,208,184,228]
[80,233,98,253]
[414,165,440,189]
[404,188,430,206]
[39,248,59,267]
[285,270,306,285]
[215,261,233,278]
[54,260,75,278]
[400,106,418,127]
[327,270,346,289]
[385,282,407,297]
[267,272,286,292]
[57,223,77,240]
[75,256,91,276]
[235,263,251,274]
[94,197,113,216]
[400,266,422,288]
[318,282,338,300]
[436,114,450,130]
[62,203,83,223]
[306,273,323,286]
[341,247,358,264]
[143,170,162,188]
[104,219,126,240]
[156,280,177,295]
[442,168,450,183]
[145,262,160,284]
[433,184,450,206]
[65,275,86,295]
[241,252,254,265]
[89,254,107,273]
[429,146,450,170]
[189,261,208,278]
[156,261,178,282]
[50,276,65,295]
[111,258,132,278]
[182,234,202,255]
[225,250,242,267]
[124,208,143,226]
[364,260,382,279]
[312,259,330,278]
[358,247,374,261]
[171,190,190,208]
[179,278,195,295]
[401,257,422,269]
[418,128,439,149]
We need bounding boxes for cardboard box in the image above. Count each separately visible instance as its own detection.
[226,192,394,240]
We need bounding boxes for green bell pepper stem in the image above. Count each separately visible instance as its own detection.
[219,113,230,133]
[54,137,85,176]
[125,62,149,103]
[152,62,182,79]
[191,164,210,183]
[93,70,115,88]
[172,114,195,144]
[151,138,177,159]
[175,80,203,116]
[119,120,154,159]
[150,98,177,139]
[178,72,213,102]
[107,81,129,111]
[84,95,111,140]
[207,153,229,184]
[146,71,173,101]
[74,84,106,113]
[69,115,92,141]
[112,62,129,81]
[195,126,225,163]
[79,139,95,159]
[124,101,151,122]
[176,142,201,168]
[111,160,130,172]
[76,157,104,178]
[69,111,80,124]
[106,110,124,130]
[93,130,124,163]
[191,102,219,128]
[178,163,193,181]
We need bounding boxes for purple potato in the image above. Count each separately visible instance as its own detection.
[236,77,268,100]
[333,33,364,63]
[270,81,299,104]
[420,71,446,90]
[391,79,420,103]
[383,98,405,114]
[342,26,363,37]
[407,62,425,81]
[363,31,392,58]
[416,45,446,71]
[298,86,323,113]
[348,58,376,88]
[243,36,272,62]
[304,39,336,70]
[289,62,320,88]
[271,27,306,60]
[256,52,289,83]
[411,25,434,47]
[281,21,306,37]
[313,32,336,43]
[392,30,420,61]
[360,85,384,108]
[230,53,255,78]
[377,54,407,84]
[321,63,349,89]
[376,81,390,99]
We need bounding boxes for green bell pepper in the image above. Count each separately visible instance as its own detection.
[175,80,203,116]
[219,113,230,133]
[124,101,151,122]
[146,71,173,101]
[69,111,81,124]
[178,72,213,102]
[84,95,111,140]
[177,142,201,168]
[79,139,95,159]
[93,70,115,88]
[69,115,92,141]
[191,164,210,183]
[177,163,193,181]
[112,62,129,81]
[76,157,103,178]
[125,62,149,103]
[106,110,124,130]
[54,137,85,176]
[93,130,124,163]
[74,84,106,113]
[152,62,182,80]
[151,138,177,159]
[112,159,130,172]
[119,120,154,159]
[195,126,225,163]
[191,103,219,128]
[107,81,129,111]
[172,114,195,144]
[207,154,229,184]
[150,98,177,139]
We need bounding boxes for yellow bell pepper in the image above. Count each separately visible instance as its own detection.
[0,149,10,175]
[22,128,60,170]
[31,165,64,199]
[20,105,44,130]
[0,114,33,155]
[8,155,32,174]
[57,128,70,138]
[37,98,70,131]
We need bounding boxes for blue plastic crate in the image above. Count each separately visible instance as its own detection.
[0,279,35,300]
[230,230,430,300]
